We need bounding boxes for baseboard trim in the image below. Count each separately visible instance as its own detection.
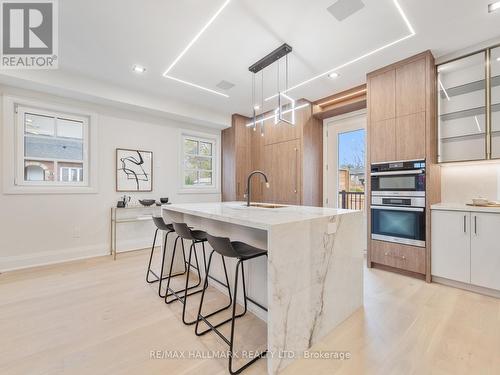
[432,276,500,299]
[0,238,152,273]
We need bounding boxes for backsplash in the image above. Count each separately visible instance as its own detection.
[441,163,500,203]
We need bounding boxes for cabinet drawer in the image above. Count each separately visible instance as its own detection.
[371,240,425,274]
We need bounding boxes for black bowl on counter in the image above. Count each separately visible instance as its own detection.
[160,197,169,204]
[139,199,156,207]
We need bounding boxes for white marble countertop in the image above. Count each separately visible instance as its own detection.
[431,203,500,214]
[162,202,359,230]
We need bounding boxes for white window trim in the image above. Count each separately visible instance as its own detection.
[2,95,99,194]
[178,129,220,194]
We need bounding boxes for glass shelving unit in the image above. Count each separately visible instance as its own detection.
[491,46,500,159]
[437,52,486,163]
[437,46,500,163]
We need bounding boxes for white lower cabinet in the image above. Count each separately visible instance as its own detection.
[432,209,500,291]
[470,212,500,290]
[431,210,470,283]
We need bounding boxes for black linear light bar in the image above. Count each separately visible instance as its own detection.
[248,43,293,73]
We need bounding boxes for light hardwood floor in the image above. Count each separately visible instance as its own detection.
[1,250,499,375]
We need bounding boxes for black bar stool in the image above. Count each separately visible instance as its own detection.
[195,233,268,374]
[165,222,232,326]
[146,217,187,298]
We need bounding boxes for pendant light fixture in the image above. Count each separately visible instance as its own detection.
[247,43,295,133]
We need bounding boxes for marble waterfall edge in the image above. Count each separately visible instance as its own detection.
[267,212,363,373]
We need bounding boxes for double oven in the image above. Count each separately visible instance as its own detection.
[370,160,426,248]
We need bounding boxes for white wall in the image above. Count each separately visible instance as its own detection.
[441,162,500,203]
[0,85,223,271]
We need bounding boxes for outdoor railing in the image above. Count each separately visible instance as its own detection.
[339,190,365,210]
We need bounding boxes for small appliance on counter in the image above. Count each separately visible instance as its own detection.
[370,160,426,247]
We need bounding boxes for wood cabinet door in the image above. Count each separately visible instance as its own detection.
[369,69,395,122]
[370,118,396,163]
[272,139,301,205]
[431,210,471,283]
[396,112,426,160]
[471,212,500,290]
[261,144,275,203]
[396,58,426,117]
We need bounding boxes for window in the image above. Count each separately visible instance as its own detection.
[181,134,217,190]
[16,105,89,187]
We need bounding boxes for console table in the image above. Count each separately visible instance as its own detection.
[110,205,159,260]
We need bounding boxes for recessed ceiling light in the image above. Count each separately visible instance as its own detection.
[328,72,340,79]
[488,1,500,13]
[132,65,146,74]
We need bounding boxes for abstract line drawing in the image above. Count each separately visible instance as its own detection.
[116,149,153,192]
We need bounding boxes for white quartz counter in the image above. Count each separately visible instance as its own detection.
[161,201,357,230]
[431,203,500,214]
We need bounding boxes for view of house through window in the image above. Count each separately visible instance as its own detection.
[20,109,87,185]
[182,135,215,188]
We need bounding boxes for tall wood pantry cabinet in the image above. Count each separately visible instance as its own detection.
[366,51,441,282]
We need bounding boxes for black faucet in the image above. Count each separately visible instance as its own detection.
[245,170,269,206]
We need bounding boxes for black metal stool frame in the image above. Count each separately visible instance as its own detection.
[145,226,185,290]
[195,250,268,374]
[164,225,233,326]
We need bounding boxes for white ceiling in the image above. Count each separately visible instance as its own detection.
[3,0,500,125]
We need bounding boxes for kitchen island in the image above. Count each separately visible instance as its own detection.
[162,202,363,374]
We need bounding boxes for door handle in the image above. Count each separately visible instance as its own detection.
[474,215,477,235]
[294,147,298,194]
[463,215,466,233]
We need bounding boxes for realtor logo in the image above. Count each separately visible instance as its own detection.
[1,0,58,69]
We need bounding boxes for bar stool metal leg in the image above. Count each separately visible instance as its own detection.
[228,259,267,375]
[164,238,202,304]
[178,241,232,326]
[146,228,161,284]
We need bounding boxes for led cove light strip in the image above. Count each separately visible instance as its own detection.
[318,88,367,107]
[246,103,310,127]
[163,0,231,97]
[264,0,416,102]
[438,79,451,101]
[164,75,229,97]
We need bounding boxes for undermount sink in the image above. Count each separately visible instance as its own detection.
[246,203,287,209]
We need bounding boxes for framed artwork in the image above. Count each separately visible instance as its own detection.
[116,148,153,192]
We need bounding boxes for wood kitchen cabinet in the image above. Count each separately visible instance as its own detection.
[369,69,395,122]
[432,209,500,293]
[396,59,426,117]
[396,112,426,160]
[222,101,321,206]
[367,51,440,282]
[222,114,251,201]
[370,118,396,163]
[265,139,301,205]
